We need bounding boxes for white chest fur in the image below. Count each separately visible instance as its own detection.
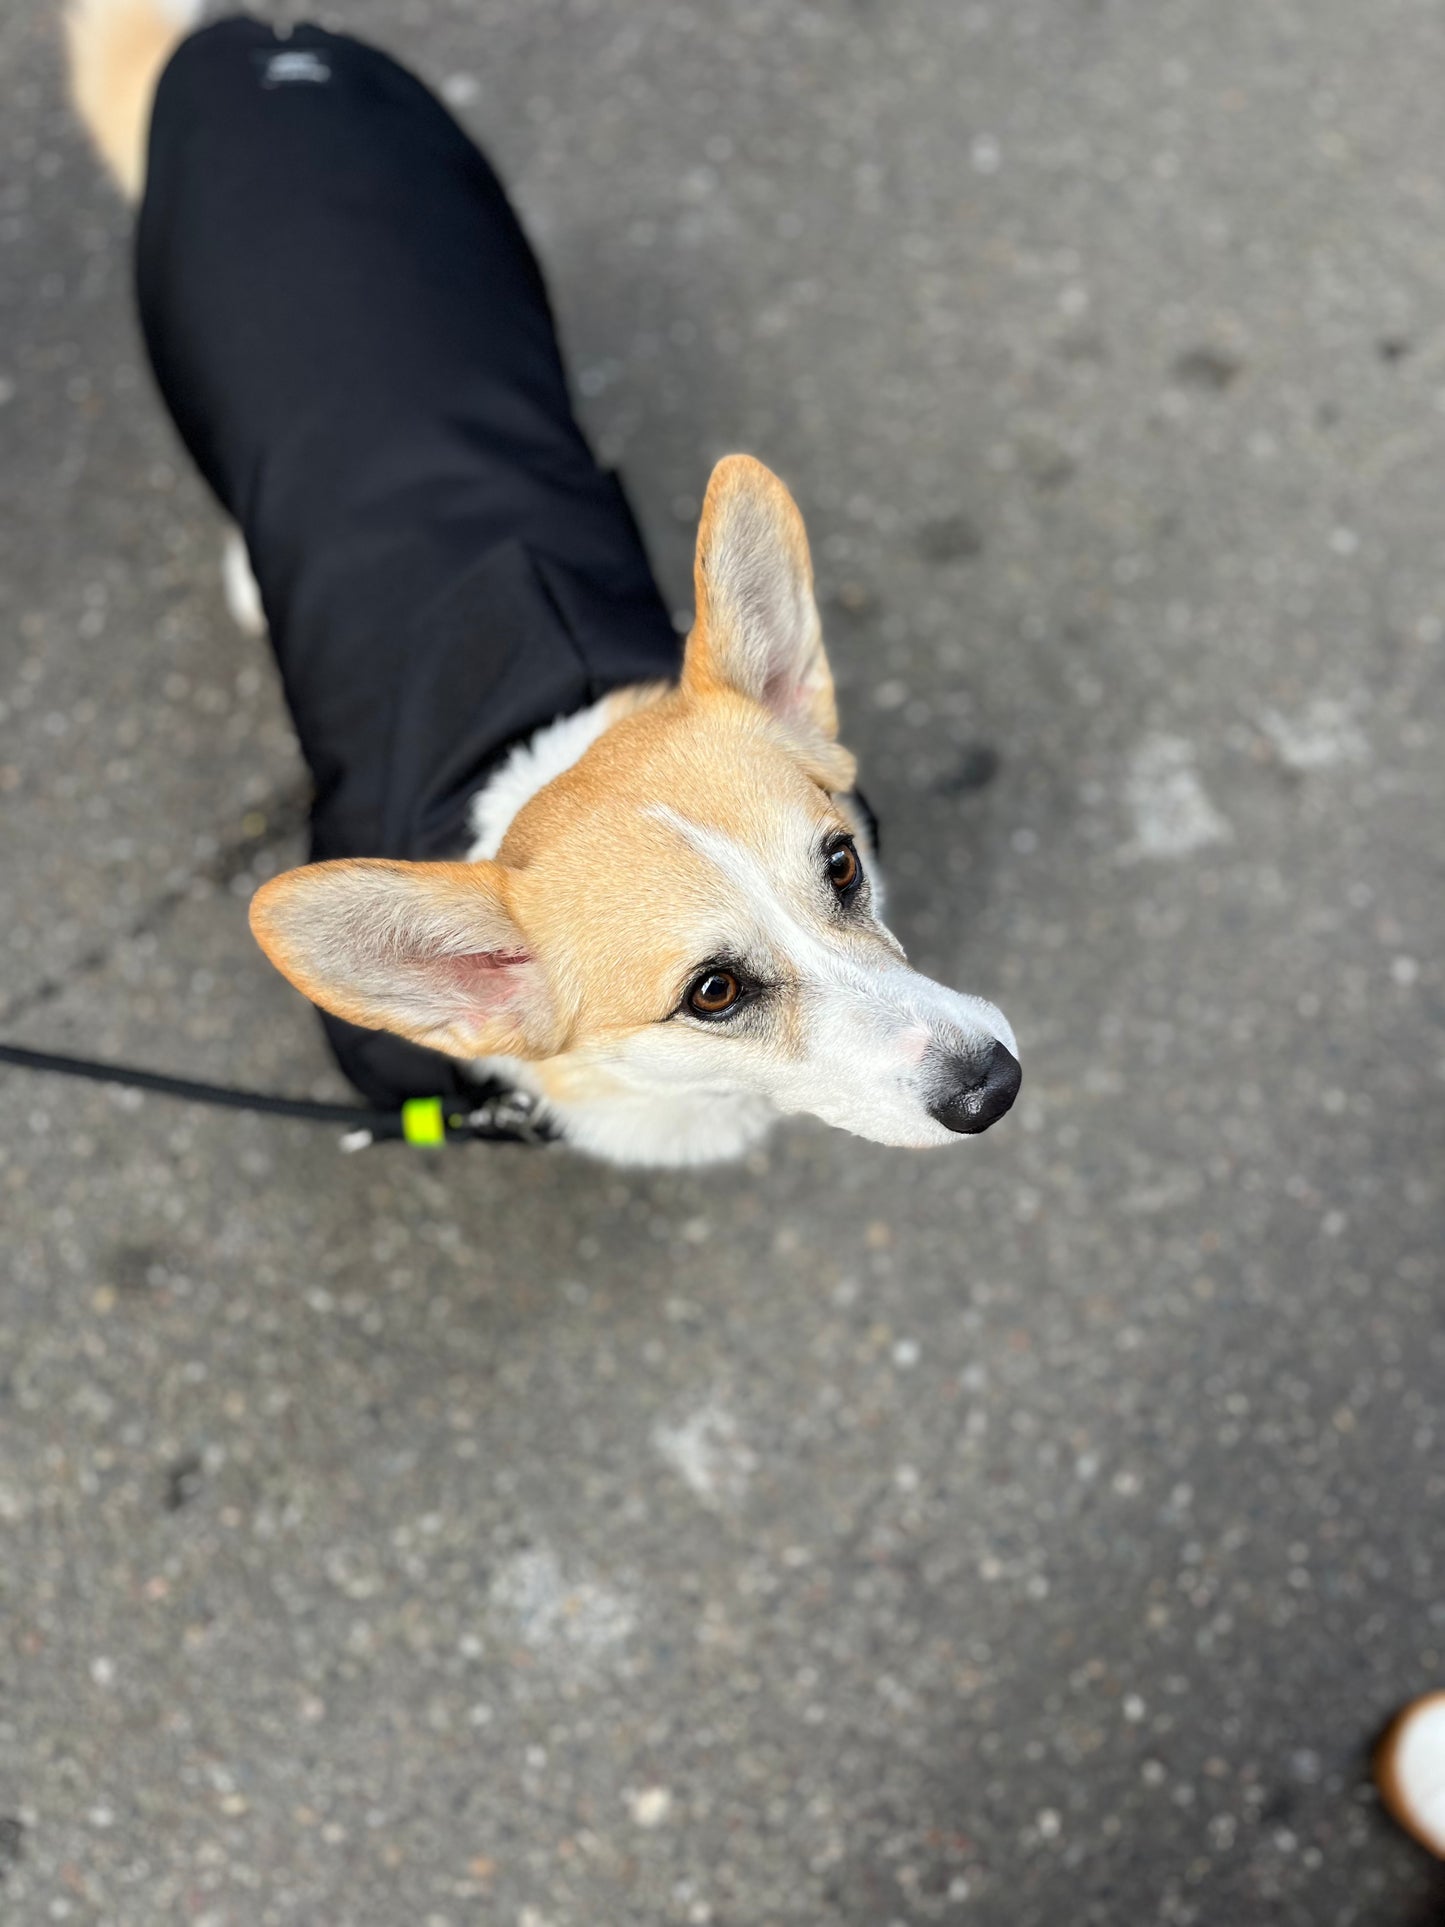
[468,1056,778,1166]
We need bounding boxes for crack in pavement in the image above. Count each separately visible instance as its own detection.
[0,783,311,1030]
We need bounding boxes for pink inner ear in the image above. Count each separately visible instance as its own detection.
[762,666,801,716]
[433,948,533,1010]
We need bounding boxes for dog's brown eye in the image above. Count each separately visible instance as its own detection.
[826,838,861,894]
[687,969,741,1017]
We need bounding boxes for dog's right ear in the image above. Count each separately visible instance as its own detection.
[249,859,563,1060]
[684,454,839,744]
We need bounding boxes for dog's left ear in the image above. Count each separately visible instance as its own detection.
[684,455,839,744]
[249,858,563,1061]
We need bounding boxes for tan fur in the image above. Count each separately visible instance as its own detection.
[497,683,855,1031]
[495,690,859,1112]
[66,0,188,199]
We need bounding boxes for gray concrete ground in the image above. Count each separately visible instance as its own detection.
[2,0,1444,1921]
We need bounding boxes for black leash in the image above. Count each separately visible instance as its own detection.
[0,1041,553,1150]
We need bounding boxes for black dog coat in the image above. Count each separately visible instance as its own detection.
[136,18,681,1110]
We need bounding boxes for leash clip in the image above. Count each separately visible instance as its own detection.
[334,1088,554,1151]
[459,1087,551,1145]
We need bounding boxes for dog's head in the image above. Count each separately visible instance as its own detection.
[250,456,1019,1156]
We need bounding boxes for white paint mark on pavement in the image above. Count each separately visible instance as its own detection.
[625,1785,674,1827]
[1121,732,1232,859]
[488,1547,635,1672]
[1259,698,1368,771]
[652,1397,756,1509]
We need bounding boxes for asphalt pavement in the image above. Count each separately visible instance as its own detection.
[1,1,1443,1922]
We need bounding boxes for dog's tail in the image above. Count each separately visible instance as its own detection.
[65,0,200,199]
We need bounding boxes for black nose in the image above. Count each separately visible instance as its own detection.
[929,1040,1022,1136]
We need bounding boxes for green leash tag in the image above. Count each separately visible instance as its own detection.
[400,1095,447,1147]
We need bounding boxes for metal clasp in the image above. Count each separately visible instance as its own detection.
[459,1088,553,1145]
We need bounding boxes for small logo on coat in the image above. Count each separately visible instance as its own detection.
[261,49,332,88]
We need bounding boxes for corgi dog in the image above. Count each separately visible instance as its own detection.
[65,0,1020,1168]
